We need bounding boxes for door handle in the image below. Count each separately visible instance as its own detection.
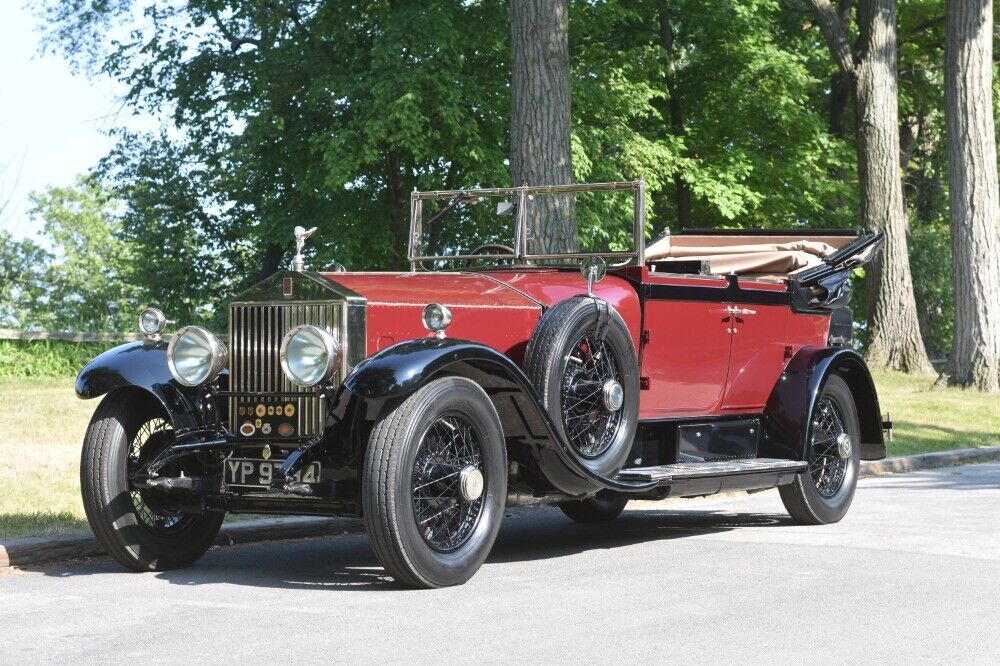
[731,307,756,316]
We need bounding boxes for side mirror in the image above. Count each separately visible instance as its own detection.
[496,201,514,216]
[580,256,607,296]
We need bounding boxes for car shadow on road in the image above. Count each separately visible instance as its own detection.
[31,506,792,591]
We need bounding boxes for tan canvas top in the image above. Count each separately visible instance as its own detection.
[645,235,842,276]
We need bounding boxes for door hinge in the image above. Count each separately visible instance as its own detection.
[640,377,650,390]
[640,329,650,344]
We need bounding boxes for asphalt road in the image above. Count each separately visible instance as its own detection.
[3,463,999,664]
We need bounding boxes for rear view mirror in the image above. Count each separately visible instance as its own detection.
[496,201,514,216]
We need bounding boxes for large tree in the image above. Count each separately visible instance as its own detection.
[942,0,1000,391]
[510,0,577,254]
[805,0,933,373]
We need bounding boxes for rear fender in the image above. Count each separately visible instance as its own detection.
[763,346,886,461]
[75,340,220,434]
[342,338,656,496]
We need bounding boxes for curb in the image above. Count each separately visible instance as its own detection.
[3,447,998,570]
[1,516,363,570]
[860,445,1000,477]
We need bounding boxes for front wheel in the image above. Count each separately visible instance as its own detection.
[362,377,507,588]
[779,375,861,525]
[81,393,224,571]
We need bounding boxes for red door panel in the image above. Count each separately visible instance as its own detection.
[640,296,733,418]
[722,302,788,411]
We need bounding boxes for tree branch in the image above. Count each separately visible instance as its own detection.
[805,0,856,74]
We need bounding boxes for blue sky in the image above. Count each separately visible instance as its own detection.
[0,3,144,241]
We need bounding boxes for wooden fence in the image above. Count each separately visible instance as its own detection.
[0,328,144,342]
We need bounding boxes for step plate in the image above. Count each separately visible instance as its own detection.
[615,458,806,483]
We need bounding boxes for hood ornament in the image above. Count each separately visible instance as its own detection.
[292,226,318,272]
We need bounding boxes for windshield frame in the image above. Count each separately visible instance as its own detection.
[408,181,646,270]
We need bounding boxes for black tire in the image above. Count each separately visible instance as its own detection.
[779,375,861,525]
[524,296,639,477]
[559,492,629,523]
[81,392,224,571]
[362,376,507,588]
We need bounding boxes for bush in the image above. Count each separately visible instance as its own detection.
[0,339,116,378]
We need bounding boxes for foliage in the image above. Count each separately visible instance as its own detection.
[26,176,141,331]
[0,231,51,328]
[0,339,114,378]
[28,0,996,362]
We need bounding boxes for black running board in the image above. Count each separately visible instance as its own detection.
[614,458,806,498]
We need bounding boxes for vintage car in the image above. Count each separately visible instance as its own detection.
[76,181,890,587]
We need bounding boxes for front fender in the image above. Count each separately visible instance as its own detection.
[75,340,217,434]
[342,338,657,496]
[764,346,886,461]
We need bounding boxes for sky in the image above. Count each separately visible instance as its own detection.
[0,2,146,241]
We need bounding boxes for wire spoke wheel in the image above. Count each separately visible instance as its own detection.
[808,396,849,498]
[410,414,485,553]
[561,333,624,459]
[127,418,192,534]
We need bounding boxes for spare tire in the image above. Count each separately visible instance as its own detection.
[524,296,640,478]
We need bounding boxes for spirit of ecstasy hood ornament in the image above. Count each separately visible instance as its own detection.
[292,226,317,272]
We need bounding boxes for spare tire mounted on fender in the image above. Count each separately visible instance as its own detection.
[524,296,640,479]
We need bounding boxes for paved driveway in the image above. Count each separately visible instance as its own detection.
[3,463,999,663]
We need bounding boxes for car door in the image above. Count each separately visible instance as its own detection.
[721,279,789,412]
[639,274,733,418]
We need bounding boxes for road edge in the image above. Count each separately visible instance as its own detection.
[3,445,998,570]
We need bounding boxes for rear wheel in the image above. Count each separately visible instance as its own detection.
[559,493,628,523]
[779,375,861,525]
[362,377,507,588]
[81,392,223,571]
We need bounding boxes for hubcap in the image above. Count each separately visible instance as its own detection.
[411,415,485,552]
[459,466,484,502]
[561,333,625,459]
[602,380,624,412]
[808,396,851,498]
[836,433,853,460]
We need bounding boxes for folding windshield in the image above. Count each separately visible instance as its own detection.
[408,181,646,270]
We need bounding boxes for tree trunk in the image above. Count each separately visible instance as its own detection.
[387,149,408,269]
[258,242,284,281]
[943,0,1000,391]
[659,7,691,230]
[510,0,577,254]
[806,0,933,373]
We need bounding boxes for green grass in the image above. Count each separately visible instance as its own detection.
[0,373,996,540]
[872,371,1000,456]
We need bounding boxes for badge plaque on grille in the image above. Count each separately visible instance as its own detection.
[282,277,293,296]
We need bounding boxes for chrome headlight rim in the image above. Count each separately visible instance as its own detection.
[422,303,453,332]
[279,324,342,388]
[138,307,167,337]
[166,325,227,387]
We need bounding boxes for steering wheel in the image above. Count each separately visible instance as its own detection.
[463,244,517,267]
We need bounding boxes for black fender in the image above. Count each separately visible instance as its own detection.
[341,338,656,496]
[763,346,886,461]
[75,340,221,435]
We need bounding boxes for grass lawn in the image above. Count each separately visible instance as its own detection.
[1,373,997,540]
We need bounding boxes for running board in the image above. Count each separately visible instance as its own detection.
[615,458,806,484]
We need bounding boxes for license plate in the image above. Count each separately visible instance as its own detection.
[223,458,321,488]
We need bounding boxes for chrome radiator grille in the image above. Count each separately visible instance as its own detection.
[228,303,341,438]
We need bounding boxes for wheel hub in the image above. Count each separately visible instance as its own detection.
[459,466,484,502]
[602,380,624,412]
[835,433,853,460]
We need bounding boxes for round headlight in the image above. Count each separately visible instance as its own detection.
[280,324,341,387]
[422,303,453,332]
[139,307,166,337]
[166,326,227,387]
